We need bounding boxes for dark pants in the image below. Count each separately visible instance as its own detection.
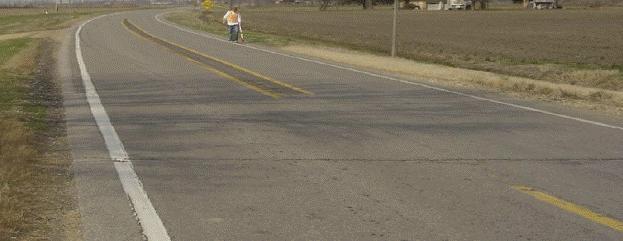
[228,24,239,41]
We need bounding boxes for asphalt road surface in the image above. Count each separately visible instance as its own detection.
[57,8,623,240]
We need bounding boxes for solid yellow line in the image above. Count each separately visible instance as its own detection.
[487,173,498,178]
[510,185,623,232]
[121,19,282,99]
[123,19,312,96]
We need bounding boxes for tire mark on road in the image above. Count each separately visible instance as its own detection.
[122,18,312,99]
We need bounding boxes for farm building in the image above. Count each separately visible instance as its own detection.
[524,0,562,9]
[403,0,488,10]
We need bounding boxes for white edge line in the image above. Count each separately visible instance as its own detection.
[76,14,171,241]
[155,11,623,131]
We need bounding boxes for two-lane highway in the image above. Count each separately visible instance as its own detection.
[59,8,623,240]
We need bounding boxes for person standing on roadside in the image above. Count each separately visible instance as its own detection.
[223,7,241,42]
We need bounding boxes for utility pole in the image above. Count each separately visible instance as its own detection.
[391,0,397,57]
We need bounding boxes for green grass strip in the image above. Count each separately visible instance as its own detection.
[0,38,29,66]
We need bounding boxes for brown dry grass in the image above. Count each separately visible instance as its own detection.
[0,115,39,239]
[0,5,164,35]
[0,116,76,240]
[0,5,146,16]
[1,37,79,240]
[1,112,77,239]
[0,39,40,239]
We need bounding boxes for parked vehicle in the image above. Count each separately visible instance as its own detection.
[525,0,562,9]
[445,0,472,9]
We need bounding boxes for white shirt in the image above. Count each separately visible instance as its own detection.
[223,11,241,26]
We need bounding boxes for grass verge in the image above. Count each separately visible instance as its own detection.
[284,45,623,108]
[0,5,166,35]
[0,38,76,240]
[165,7,306,47]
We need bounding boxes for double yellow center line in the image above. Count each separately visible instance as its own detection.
[121,18,312,99]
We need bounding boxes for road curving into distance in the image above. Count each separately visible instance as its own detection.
[58,8,623,240]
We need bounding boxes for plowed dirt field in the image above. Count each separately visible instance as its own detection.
[240,6,623,91]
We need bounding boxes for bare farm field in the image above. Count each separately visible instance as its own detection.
[242,6,623,91]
